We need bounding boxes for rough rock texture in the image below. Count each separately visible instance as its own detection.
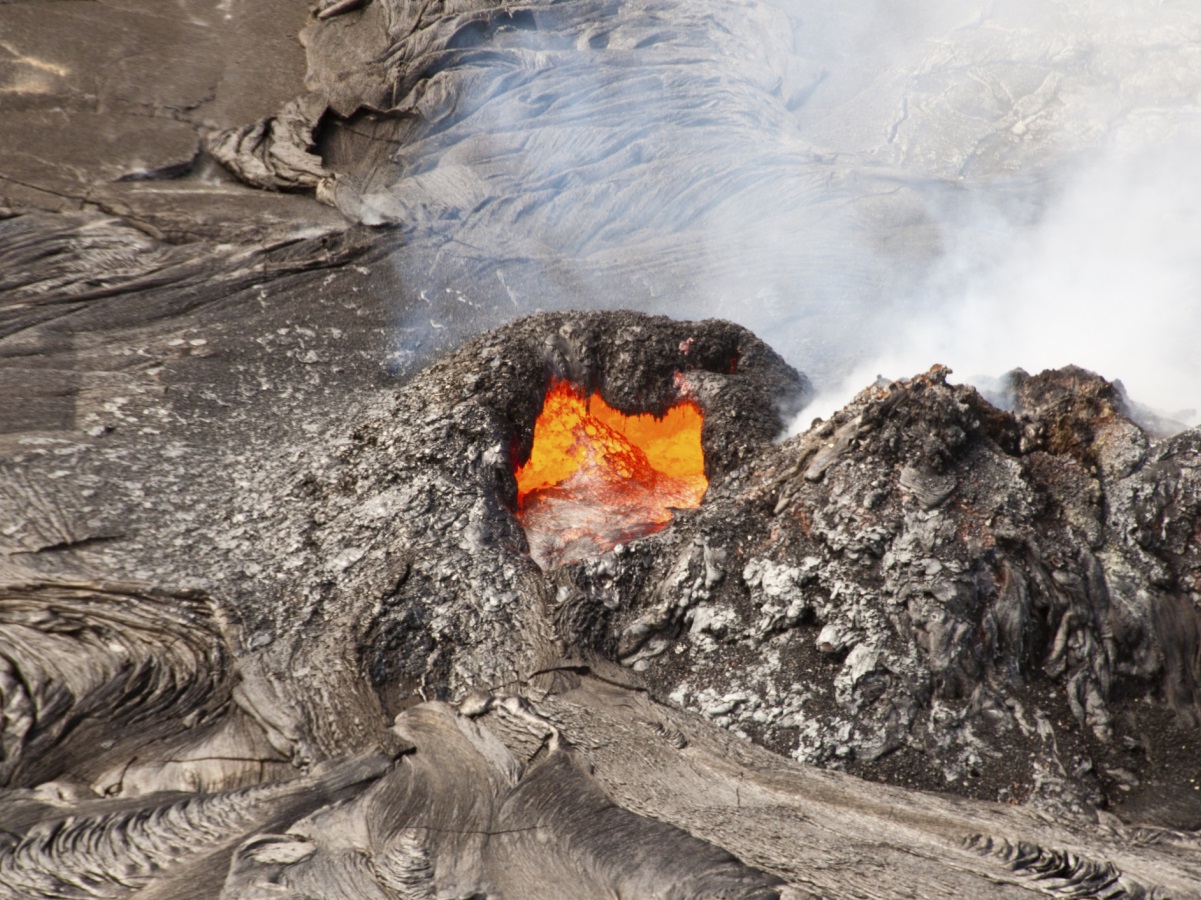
[5,0,1201,895]
[3,310,1201,896]
[210,311,810,761]
[578,363,1201,825]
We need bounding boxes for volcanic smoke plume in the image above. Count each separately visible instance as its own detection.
[214,0,1201,418]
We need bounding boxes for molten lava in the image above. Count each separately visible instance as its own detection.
[516,380,707,568]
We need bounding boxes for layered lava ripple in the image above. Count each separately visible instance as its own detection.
[516,379,707,568]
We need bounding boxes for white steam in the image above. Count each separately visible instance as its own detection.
[374,0,1201,429]
[775,0,1201,429]
[797,137,1201,429]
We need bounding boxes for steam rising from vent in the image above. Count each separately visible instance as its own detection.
[795,139,1201,431]
[516,380,707,569]
[291,0,1201,425]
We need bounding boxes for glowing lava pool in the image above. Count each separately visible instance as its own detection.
[515,379,707,568]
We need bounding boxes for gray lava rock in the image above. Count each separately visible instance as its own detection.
[582,364,1201,826]
[3,311,1201,897]
[5,0,1201,893]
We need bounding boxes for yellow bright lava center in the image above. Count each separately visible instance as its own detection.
[515,380,707,508]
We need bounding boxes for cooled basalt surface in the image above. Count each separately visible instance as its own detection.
[4,0,1201,894]
[580,364,1201,824]
[2,311,1201,896]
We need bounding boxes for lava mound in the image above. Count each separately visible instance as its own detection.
[265,314,1201,827]
[255,310,1201,832]
[4,312,1201,897]
[256,310,809,730]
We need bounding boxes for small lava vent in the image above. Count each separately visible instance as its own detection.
[515,378,707,569]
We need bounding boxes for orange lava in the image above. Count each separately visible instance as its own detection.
[515,380,707,567]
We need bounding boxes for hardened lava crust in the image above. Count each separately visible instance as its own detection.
[222,311,1201,829]
[3,312,1201,897]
